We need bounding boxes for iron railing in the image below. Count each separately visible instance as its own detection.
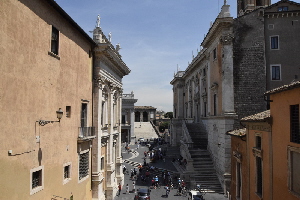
[78,127,95,139]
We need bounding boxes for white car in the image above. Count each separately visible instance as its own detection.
[138,138,144,142]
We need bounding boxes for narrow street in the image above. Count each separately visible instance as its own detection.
[115,142,228,200]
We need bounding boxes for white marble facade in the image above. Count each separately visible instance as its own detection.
[91,21,130,200]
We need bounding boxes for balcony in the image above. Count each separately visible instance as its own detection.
[78,127,96,143]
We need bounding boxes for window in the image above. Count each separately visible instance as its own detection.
[63,162,71,185]
[204,102,207,117]
[290,104,300,144]
[213,48,217,60]
[268,24,274,30]
[213,94,217,116]
[122,115,126,124]
[30,166,44,195]
[51,26,59,55]
[271,65,281,80]
[81,103,87,127]
[278,6,288,11]
[288,146,300,196]
[66,106,71,118]
[256,157,263,196]
[270,36,279,49]
[256,0,262,6]
[100,157,104,170]
[256,136,262,149]
[79,151,89,181]
[236,162,242,199]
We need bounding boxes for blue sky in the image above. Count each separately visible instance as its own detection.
[54,0,297,112]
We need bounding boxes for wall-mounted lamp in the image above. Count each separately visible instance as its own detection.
[37,108,63,126]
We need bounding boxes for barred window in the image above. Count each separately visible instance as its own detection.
[291,104,300,144]
[32,170,42,189]
[63,162,71,185]
[79,151,89,180]
[30,166,44,195]
[64,165,70,179]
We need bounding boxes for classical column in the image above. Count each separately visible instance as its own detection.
[130,109,135,138]
[104,85,115,200]
[115,90,124,185]
[91,79,105,200]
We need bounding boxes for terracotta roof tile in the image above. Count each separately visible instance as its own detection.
[265,81,300,95]
[227,128,246,136]
[241,110,270,121]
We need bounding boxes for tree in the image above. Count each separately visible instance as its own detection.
[164,112,173,119]
[159,122,169,133]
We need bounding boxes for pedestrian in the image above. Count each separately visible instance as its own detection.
[126,184,129,194]
[118,183,122,196]
[132,181,135,192]
[165,186,170,197]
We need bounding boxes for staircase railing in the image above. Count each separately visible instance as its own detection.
[182,121,193,147]
[150,121,160,137]
[179,121,194,171]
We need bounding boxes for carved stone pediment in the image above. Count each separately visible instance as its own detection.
[220,34,233,45]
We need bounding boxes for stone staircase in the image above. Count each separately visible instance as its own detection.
[186,123,223,193]
[134,122,158,139]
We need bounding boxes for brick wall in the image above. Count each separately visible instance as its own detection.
[233,9,267,128]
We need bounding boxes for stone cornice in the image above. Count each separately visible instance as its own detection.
[183,48,207,79]
[201,17,233,48]
[94,44,130,78]
[94,69,123,92]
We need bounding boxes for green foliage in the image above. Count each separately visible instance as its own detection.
[164,112,173,119]
[159,121,169,133]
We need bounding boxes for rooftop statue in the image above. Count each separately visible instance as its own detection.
[96,15,100,27]
[116,43,121,52]
[108,32,112,42]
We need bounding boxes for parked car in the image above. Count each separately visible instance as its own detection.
[138,138,144,142]
[134,188,150,200]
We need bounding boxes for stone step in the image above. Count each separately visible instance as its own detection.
[185,122,223,193]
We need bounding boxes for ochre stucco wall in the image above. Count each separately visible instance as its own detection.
[270,88,300,199]
[0,0,94,199]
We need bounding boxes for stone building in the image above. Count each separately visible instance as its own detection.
[170,2,235,191]
[91,17,130,200]
[170,0,300,193]
[1,0,95,199]
[121,92,138,143]
[134,106,156,122]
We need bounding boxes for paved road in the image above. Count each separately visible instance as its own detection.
[115,142,228,200]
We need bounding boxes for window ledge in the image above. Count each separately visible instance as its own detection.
[63,178,71,185]
[48,51,60,60]
[30,186,44,195]
[78,175,89,183]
